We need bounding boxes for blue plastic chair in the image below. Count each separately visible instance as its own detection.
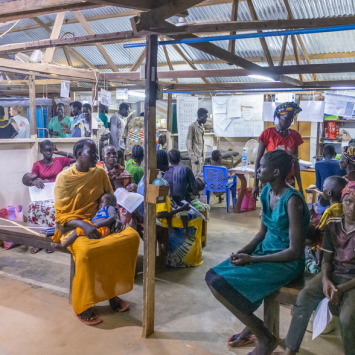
[203,166,237,213]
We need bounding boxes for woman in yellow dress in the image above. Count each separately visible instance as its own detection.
[53,139,140,325]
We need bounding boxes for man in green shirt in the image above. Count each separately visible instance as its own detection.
[125,145,144,184]
[99,103,109,128]
[48,103,72,138]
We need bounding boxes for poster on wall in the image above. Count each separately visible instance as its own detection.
[297,101,325,122]
[60,80,70,98]
[177,95,199,151]
[212,94,264,137]
[100,88,112,107]
[324,93,355,118]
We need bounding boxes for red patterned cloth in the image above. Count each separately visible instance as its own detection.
[27,200,56,227]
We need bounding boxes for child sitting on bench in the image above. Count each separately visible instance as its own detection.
[285,181,355,355]
[306,176,348,273]
[52,193,122,250]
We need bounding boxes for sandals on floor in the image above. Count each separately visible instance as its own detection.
[30,247,42,254]
[75,313,102,326]
[228,334,257,347]
[112,297,130,312]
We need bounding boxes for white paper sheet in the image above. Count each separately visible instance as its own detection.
[218,115,232,131]
[100,88,112,107]
[312,298,333,340]
[116,88,128,100]
[114,188,144,213]
[234,124,244,137]
[325,93,355,118]
[298,101,325,122]
[263,102,285,122]
[213,96,228,114]
[29,183,55,202]
[227,96,242,118]
[242,107,254,120]
[243,122,254,136]
[60,80,70,98]
[275,93,296,103]
[253,122,264,136]
[177,95,199,151]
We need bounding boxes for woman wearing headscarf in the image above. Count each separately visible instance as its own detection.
[252,102,304,200]
[339,146,355,181]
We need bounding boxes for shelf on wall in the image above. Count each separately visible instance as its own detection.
[324,120,355,123]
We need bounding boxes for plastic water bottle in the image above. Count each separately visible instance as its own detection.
[241,148,248,169]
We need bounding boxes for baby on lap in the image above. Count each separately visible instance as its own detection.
[52,193,122,250]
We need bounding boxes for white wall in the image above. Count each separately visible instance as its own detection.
[0,140,78,219]
[0,143,32,211]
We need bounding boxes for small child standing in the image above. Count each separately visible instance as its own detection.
[52,193,122,250]
[118,183,143,239]
[306,175,347,273]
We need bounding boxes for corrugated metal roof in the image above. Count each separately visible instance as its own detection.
[1,0,355,84]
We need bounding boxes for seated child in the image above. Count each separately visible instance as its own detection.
[52,193,121,250]
[211,150,224,203]
[305,176,347,272]
[118,183,144,239]
[285,181,355,355]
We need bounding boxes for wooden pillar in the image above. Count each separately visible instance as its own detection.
[142,34,158,338]
[29,75,37,138]
[166,93,173,152]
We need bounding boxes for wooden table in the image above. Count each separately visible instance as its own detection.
[228,165,255,213]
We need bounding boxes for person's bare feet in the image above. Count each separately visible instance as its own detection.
[51,242,66,252]
[109,296,130,312]
[76,308,102,326]
[247,334,278,355]
[228,327,256,347]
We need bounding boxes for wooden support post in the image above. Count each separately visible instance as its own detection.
[228,0,239,54]
[278,35,288,66]
[69,255,75,304]
[264,296,280,339]
[142,34,158,338]
[166,92,173,151]
[29,75,37,138]
[291,35,303,81]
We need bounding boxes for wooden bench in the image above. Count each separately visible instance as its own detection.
[0,219,74,303]
[263,273,315,339]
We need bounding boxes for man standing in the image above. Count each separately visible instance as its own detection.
[60,101,83,137]
[110,102,129,166]
[10,106,30,138]
[99,102,109,128]
[47,103,72,138]
[186,108,208,178]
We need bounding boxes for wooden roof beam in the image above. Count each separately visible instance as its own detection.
[42,12,66,64]
[228,0,239,54]
[283,0,317,81]
[98,62,355,81]
[246,0,273,67]
[74,10,118,72]
[170,42,209,84]
[131,0,204,34]
[0,57,97,81]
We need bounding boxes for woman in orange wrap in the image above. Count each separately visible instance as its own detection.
[53,139,140,326]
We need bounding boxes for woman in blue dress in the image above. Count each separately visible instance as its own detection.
[206,149,310,355]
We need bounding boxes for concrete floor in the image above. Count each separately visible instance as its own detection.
[0,199,344,355]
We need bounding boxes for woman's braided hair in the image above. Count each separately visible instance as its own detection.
[73,139,95,158]
[263,149,293,180]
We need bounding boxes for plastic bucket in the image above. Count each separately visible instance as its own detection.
[237,188,256,212]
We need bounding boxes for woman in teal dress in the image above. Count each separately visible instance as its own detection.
[206,150,310,355]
